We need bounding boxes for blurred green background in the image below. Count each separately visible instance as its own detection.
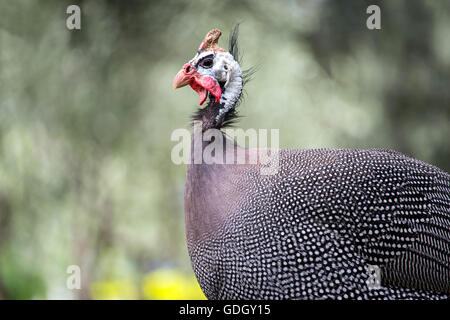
[0,0,448,299]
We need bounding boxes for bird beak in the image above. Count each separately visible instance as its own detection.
[173,62,222,105]
[173,63,193,89]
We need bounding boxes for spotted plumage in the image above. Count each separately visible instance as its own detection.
[174,27,450,300]
[186,147,449,299]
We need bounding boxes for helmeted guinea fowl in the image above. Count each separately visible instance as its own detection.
[172,27,450,300]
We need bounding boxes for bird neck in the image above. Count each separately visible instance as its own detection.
[185,133,230,244]
[184,132,246,245]
[192,69,243,131]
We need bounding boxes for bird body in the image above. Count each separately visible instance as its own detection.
[185,141,450,299]
[174,27,450,299]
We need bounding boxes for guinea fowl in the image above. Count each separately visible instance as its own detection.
[172,27,450,299]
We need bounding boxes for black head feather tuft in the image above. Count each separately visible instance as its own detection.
[228,24,241,63]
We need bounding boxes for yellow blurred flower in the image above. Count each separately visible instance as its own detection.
[142,269,206,300]
[90,279,139,300]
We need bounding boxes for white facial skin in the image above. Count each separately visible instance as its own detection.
[190,51,243,121]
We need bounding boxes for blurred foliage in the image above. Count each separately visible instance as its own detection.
[0,249,46,299]
[0,0,448,299]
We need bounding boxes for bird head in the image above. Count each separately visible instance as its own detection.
[173,28,243,112]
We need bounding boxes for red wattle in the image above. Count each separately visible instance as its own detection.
[190,75,222,105]
[197,76,221,103]
[189,82,207,105]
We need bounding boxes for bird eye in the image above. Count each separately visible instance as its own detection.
[199,58,214,69]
